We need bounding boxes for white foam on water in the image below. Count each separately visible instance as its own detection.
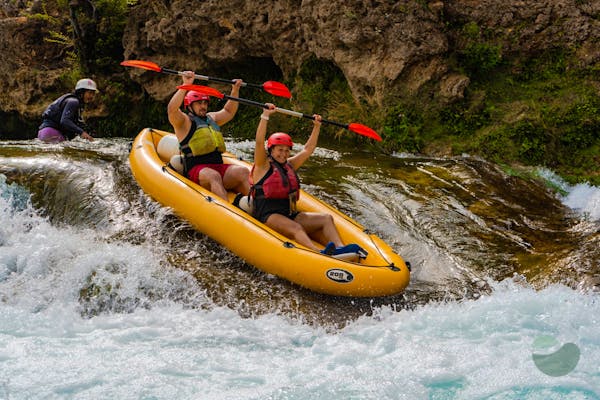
[563,183,600,222]
[536,168,600,222]
[1,176,599,400]
[1,280,599,399]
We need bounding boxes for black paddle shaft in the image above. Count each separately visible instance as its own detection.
[222,94,349,129]
[163,68,263,89]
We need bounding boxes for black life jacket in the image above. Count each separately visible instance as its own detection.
[39,93,84,139]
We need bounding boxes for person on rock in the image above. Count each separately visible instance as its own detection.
[250,103,367,259]
[167,71,250,201]
[37,78,98,143]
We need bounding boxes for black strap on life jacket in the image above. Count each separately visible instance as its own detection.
[179,116,223,173]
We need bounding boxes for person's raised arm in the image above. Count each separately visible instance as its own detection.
[252,103,277,181]
[210,79,243,126]
[289,114,322,170]
[167,71,195,137]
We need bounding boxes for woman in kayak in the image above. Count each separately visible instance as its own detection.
[250,104,366,258]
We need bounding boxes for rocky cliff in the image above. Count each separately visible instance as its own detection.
[1,0,599,122]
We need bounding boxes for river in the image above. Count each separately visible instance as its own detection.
[1,135,599,399]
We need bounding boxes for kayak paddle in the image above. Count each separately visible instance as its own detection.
[121,59,292,99]
[177,84,382,142]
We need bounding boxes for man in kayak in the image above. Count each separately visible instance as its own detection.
[168,71,250,201]
[250,104,367,258]
[37,78,98,143]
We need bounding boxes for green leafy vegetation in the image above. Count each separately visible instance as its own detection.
[90,0,129,73]
[29,0,129,74]
[466,50,600,185]
[460,42,503,77]
[457,22,504,78]
[295,56,355,122]
[378,47,600,186]
[382,105,424,153]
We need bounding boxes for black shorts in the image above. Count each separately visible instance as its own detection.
[253,198,299,223]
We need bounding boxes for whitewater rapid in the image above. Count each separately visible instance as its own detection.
[1,138,599,399]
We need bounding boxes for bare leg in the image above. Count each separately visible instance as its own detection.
[265,213,320,250]
[197,168,228,200]
[222,165,250,195]
[295,212,343,247]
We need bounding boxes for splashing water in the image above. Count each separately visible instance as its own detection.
[563,183,600,221]
[536,167,600,221]
[1,139,599,399]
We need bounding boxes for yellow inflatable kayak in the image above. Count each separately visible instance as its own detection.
[129,128,410,297]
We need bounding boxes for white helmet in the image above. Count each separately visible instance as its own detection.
[75,78,98,92]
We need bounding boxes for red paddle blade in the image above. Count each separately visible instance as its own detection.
[348,123,382,141]
[176,84,225,99]
[120,60,163,72]
[263,81,292,99]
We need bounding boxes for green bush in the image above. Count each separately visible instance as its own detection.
[382,106,424,153]
[460,43,503,77]
[439,101,491,137]
[457,22,503,77]
[296,56,353,115]
[477,129,516,163]
[508,120,549,165]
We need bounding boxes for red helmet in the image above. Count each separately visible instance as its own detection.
[184,91,210,107]
[267,133,293,149]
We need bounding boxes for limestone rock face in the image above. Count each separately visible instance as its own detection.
[0,15,70,116]
[1,0,599,118]
[446,0,600,57]
[122,0,449,103]
[120,0,600,104]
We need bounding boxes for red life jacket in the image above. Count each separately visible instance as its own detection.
[251,159,300,200]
